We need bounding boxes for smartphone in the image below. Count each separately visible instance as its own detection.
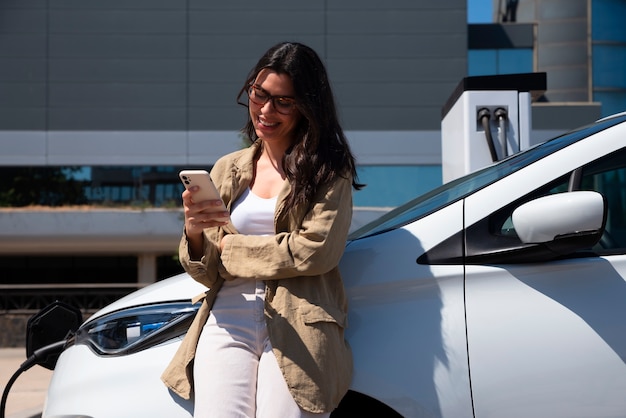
[179,170,229,221]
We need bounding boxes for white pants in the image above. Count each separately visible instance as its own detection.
[193,278,330,418]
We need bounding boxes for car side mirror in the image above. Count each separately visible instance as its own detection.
[512,191,606,253]
[26,301,83,370]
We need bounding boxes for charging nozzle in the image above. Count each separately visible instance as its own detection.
[477,108,499,162]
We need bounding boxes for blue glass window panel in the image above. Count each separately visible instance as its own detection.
[468,49,498,76]
[469,49,533,76]
[593,45,626,88]
[497,49,533,74]
[44,164,449,208]
[593,91,626,117]
[592,0,626,42]
[354,165,443,208]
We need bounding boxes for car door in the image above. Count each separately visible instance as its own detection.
[465,142,626,417]
[342,201,472,417]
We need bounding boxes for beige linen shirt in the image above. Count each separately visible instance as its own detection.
[161,141,354,413]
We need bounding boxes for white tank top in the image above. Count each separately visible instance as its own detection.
[230,188,277,236]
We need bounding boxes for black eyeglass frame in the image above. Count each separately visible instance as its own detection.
[245,84,298,115]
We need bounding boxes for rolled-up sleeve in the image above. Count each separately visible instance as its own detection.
[179,227,222,288]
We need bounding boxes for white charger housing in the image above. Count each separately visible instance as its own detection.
[441,73,546,183]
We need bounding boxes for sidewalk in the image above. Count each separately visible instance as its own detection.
[0,348,51,418]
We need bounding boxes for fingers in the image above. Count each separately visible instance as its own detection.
[182,189,229,236]
[182,193,225,210]
[182,190,225,213]
[185,217,229,239]
[184,203,229,221]
[184,204,229,232]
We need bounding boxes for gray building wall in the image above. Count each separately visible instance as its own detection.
[0,0,468,297]
[0,0,467,150]
[1,1,604,333]
[506,0,592,102]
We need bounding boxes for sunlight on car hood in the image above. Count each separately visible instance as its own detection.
[90,273,207,321]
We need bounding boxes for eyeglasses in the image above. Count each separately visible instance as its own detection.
[247,85,297,115]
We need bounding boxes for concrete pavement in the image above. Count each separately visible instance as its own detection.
[0,348,51,418]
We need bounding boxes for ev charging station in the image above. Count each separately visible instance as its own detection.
[441,73,547,183]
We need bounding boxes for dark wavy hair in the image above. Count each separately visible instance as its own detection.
[237,42,364,211]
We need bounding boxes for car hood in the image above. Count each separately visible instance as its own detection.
[88,273,207,321]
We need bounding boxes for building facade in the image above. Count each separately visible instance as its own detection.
[0,0,609,324]
[494,0,626,116]
[1,0,467,316]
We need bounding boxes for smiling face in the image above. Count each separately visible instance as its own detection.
[249,69,301,149]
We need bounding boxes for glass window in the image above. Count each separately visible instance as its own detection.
[354,165,442,208]
[351,113,626,240]
[594,91,626,118]
[592,0,626,42]
[468,49,498,76]
[579,149,626,251]
[593,45,626,89]
[492,147,626,253]
[468,48,533,76]
[497,49,533,74]
[0,166,190,208]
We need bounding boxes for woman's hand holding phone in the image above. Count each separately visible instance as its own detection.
[179,170,230,241]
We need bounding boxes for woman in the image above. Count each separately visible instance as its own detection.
[162,42,363,417]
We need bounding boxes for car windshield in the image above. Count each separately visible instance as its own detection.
[349,113,626,240]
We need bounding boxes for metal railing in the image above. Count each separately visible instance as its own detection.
[0,283,149,314]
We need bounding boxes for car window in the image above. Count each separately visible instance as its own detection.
[578,148,626,252]
[493,147,626,254]
[350,114,626,241]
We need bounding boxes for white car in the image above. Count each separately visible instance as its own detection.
[36,112,626,417]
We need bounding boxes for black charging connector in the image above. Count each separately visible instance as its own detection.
[477,108,499,162]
